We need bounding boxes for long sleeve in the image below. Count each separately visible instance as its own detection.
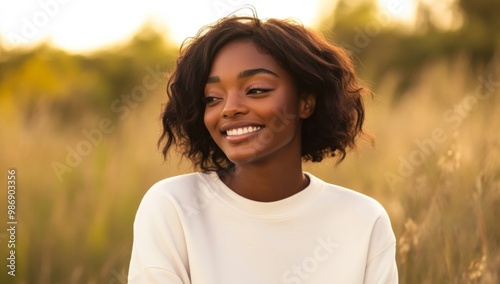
[364,211,398,284]
[128,184,191,284]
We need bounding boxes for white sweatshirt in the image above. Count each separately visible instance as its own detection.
[128,172,398,284]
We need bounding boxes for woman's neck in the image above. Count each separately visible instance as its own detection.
[220,158,309,202]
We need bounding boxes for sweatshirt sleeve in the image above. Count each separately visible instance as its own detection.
[364,209,398,284]
[128,184,191,284]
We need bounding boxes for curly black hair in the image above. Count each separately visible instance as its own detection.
[159,14,372,172]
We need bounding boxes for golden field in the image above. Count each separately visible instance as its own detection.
[1,48,498,284]
[1,1,500,282]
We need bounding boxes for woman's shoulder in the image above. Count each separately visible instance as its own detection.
[151,172,202,188]
[135,172,213,218]
[144,172,205,198]
[310,173,389,217]
[140,171,221,207]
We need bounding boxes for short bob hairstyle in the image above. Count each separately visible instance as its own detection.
[159,14,371,172]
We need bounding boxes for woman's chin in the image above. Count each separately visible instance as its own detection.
[224,149,263,165]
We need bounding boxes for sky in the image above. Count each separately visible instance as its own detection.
[0,0,416,53]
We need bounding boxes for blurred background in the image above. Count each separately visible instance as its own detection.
[0,0,499,283]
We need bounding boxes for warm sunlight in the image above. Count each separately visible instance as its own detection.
[0,0,419,53]
[3,0,499,282]
[0,0,335,53]
[378,0,416,22]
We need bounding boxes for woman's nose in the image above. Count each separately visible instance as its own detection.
[221,92,249,118]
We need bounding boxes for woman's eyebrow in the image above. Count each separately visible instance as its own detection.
[206,68,279,84]
[238,68,279,79]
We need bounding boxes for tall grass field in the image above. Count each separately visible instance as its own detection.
[0,48,499,283]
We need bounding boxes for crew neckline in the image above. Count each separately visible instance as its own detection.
[198,171,323,219]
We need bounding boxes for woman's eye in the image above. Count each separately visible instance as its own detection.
[204,96,220,105]
[247,88,271,95]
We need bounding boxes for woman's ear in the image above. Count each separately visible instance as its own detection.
[299,93,316,119]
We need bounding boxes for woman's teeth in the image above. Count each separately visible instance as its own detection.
[226,126,261,136]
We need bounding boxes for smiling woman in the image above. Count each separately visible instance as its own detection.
[202,40,312,182]
[128,13,398,284]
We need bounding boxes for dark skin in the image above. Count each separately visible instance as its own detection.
[203,40,316,202]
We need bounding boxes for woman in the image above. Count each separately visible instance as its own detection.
[128,14,398,283]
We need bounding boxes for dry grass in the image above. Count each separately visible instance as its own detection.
[0,55,499,283]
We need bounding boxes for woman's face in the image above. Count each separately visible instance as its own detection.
[203,40,313,165]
